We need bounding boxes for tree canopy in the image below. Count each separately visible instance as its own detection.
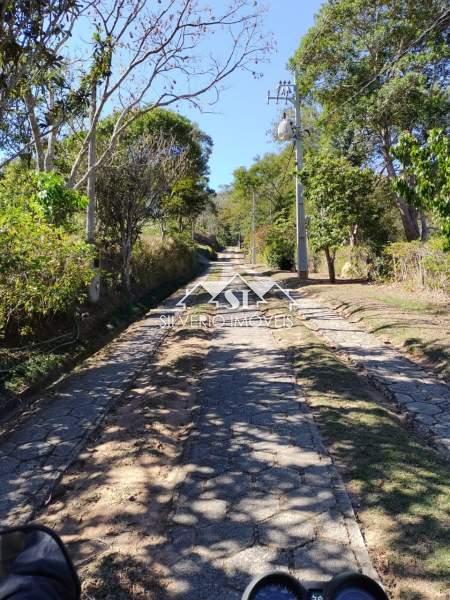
[290,0,450,240]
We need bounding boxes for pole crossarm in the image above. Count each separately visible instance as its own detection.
[267,80,297,105]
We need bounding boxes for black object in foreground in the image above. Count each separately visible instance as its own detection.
[0,524,80,600]
[243,571,389,600]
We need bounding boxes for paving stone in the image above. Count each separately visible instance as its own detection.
[221,545,290,591]
[203,471,252,500]
[195,520,254,560]
[228,492,280,523]
[395,393,414,405]
[280,486,337,514]
[0,456,19,474]
[258,510,316,548]
[15,441,55,460]
[253,466,303,494]
[0,251,376,593]
[405,401,441,416]
[415,413,437,426]
[292,290,450,461]
[231,451,275,474]
[292,540,358,581]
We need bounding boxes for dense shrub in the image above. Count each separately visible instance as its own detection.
[263,218,295,270]
[194,231,222,252]
[0,164,87,229]
[0,208,94,338]
[196,244,217,261]
[131,237,198,292]
[385,238,449,293]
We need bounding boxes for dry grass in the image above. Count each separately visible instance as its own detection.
[300,280,449,380]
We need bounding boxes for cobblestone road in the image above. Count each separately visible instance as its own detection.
[0,287,195,527]
[156,255,375,599]
[286,291,450,460]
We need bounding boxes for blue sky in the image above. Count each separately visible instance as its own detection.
[182,0,324,190]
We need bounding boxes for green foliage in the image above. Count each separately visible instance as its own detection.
[34,171,88,228]
[391,129,450,247]
[301,152,382,281]
[0,163,87,228]
[301,153,377,252]
[5,352,66,394]
[0,207,94,338]
[196,243,218,262]
[0,1,78,115]
[290,0,449,240]
[219,148,296,248]
[263,212,296,270]
[163,176,213,232]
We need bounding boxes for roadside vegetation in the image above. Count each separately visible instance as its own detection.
[270,305,450,600]
[0,0,269,406]
[213,0,449,297]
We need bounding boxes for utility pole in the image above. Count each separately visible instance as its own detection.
[268,80,308,279]
[252,188,256,264]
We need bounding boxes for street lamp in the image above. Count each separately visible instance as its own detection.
[268,81,308,279]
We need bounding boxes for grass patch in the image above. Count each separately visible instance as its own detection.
[295,281,450,381]
[275,314,450,600]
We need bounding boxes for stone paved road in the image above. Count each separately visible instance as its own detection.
[285,291,450,460]
[0,281,204,527]
[157,254,375,599]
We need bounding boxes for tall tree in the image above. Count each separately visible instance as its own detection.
[0,0,79,118]
[301,153,379,282]
[290,0,450,240]
[96,132,191,292]
[392,128,450,247]
[2,1,270,184]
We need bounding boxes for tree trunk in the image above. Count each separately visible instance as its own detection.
[324,247,336,283]
[419,212,429,241]
[382,142,420,241]
[44,89,56,172]
[86,82,97,243]
[122,238,132,294]
[349,224,358,247]
[24,90,45,171]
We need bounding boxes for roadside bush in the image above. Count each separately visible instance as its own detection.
[385,238,449,293]
[194,231,222,252]
[0,163,87,229]
[131,237,198,292]
[263,216,295,270]
[0,208,94,339]
[196,244,217,261]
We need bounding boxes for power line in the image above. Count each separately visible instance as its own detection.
[324,8,450,118]
[274,142,295,198]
